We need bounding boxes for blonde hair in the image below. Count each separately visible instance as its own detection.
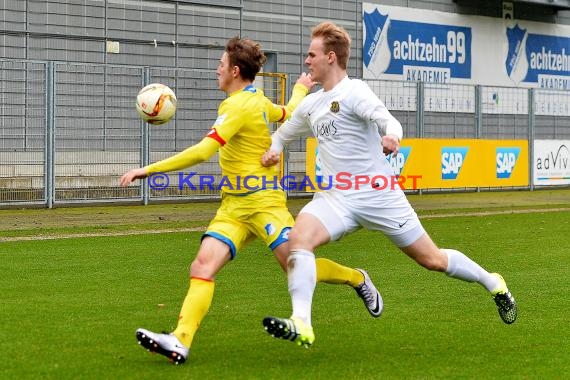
[311,22,351,69]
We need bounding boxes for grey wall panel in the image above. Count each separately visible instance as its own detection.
[242,14,301,47]
[178,2,240,46]
[28,36,104,62]
[535,116,570,139]
[106,42,175,66]
[107,0,176,41]
[0,35,26,59]
[0,0,26,32]
[559,10,570,23]
[176,0,242,6]
[27,0,106,36]
[424,113,476,138]
[244,0,299,14]
[482,114,530,139]
[408,0,460,13]
[0,60,46,152]
[177,46,223,70]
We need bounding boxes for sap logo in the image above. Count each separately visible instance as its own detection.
[387,146,411,175]
[496,148,520,178]
[441,147,468,180]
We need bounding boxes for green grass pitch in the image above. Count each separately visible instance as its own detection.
[1,190,569,379]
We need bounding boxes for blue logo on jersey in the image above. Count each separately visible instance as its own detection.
[496,147,520,178]
[243,85,257,93]
[441,147,468,180]
[265,223,276,236]
[387,146,411,175]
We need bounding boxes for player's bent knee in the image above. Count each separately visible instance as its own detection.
[189,257,218,279]
[288,225,328,251]
[288,228,312,247]
[189,259,204,277]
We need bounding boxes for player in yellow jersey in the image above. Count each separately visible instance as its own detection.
[120,36,382,365]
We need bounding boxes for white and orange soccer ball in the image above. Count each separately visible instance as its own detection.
[135,83,177,125]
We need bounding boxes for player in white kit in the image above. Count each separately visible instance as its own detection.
[261,22,517,347]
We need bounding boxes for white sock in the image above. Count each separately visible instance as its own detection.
[443,248,499,292]
[287,249,316,326]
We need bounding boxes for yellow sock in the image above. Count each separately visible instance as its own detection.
[316,258,364,287]
[173,277,215,348]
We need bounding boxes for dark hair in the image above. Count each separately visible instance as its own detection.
[225,37,267,81]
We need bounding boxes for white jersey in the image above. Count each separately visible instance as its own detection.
[272,76,402,196]
[272,76,423,246]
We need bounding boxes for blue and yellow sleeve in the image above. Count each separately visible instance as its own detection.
[267,83,309,123]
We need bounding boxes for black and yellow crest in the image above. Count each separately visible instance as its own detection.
[330,101,340,113]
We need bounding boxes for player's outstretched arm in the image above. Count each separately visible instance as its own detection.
[119,137,220,187]
[120,168,148,186]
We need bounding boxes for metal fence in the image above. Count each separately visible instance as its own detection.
[1,58,569,208]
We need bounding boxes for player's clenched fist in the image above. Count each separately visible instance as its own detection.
[261,150,280,167]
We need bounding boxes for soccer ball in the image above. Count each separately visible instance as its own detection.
[135,83,177,125]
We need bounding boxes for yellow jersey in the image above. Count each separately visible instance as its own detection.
[145,83,309,194]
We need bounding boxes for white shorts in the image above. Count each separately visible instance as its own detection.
[300,189,425,247]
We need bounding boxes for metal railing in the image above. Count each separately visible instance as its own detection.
[1,58,569,208]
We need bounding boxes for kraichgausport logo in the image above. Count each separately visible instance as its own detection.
[146,172,421,192]
[496,147,521,179]
[441,147,468,180]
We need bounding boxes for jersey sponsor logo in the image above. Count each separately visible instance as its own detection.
[213,114,227,126]
[316,120,337,139]
[387,146,411,175]
[441,147,468,179]
[330,101,340,113]
[265,223,276,236]
[496,147,521,178]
